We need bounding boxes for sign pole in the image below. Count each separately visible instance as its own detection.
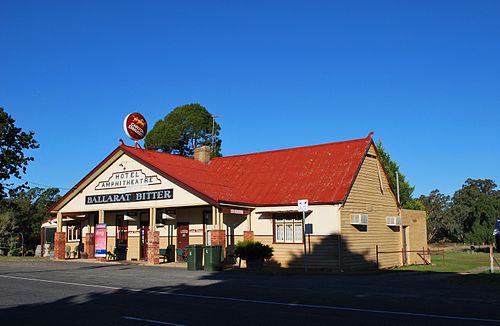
[298,199,309,273]
[303,210,307,272]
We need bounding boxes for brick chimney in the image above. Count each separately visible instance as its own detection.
[194,146,211,164]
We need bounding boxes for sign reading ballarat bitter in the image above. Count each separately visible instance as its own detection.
[86,189,173,205]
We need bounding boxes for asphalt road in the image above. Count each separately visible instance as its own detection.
[0,260,499,325]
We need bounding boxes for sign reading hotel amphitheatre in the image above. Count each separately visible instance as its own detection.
[86,189,173,205]
[94,169,161,191]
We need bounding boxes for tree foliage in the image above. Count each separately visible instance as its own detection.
[419,189,452,242]
[375,140,424,210]
[145,104,221,157]
[449,179,500,244]
[0,107,39,198]
[0,187,60,252]
[420,179,500,244]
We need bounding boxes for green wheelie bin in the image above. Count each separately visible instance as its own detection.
[186,245,203,271]
[203,245,222,271]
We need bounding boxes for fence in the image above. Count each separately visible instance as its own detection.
[375,245,445,270]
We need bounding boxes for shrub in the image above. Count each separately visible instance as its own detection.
[9,245,21,256]
[234,240,273,261]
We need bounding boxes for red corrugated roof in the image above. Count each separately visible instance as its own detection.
[120,134,372,206]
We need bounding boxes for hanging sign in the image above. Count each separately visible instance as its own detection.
[95,224,107,258]
[123,112,148,140]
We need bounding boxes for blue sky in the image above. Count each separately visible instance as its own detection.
[1,0,499,197]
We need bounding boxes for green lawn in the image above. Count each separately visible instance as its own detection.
[398,252,500,273]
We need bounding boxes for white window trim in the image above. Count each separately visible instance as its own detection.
[274,216,303,244]
[67,224,80,242]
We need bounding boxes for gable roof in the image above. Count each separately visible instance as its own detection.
[120,134,373,206]
[50,134,375,212]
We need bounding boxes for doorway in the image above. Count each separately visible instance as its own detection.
[140,213,149,261]
[177,222,189,261]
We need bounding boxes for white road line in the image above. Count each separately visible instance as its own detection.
[122,316,186,326]
[1,274,499,324]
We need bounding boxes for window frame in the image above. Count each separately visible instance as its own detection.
[273,213,304,244]
[66,221,81,242]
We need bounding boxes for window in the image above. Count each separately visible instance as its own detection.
[350,214,368,225]
[116,215,128,246]
[203,211,212,245]
[274,214,303,244]
[67,222,81,242]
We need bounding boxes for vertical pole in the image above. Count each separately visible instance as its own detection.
[303,211,307,272]
[41,226,45,257]
[308,234,311,254]
[56,211,63,232]
[396,172,400,205]
[402,247,405,267]
[490,244,494,274]
[149,207,156,231]
[98,210,104,224]
[376,245,379,270]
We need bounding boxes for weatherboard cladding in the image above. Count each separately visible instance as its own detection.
[119,135,372,206]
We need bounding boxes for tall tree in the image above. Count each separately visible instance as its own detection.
[145,104,222,157]
[0,107,39,198]
[376,140,423,210]
[0,187,60,252]
[449,179,500,243]
[419,189,452,242]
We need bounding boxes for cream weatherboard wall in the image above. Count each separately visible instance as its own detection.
[59,153,208,214]
[250,205,341,269]
[340,144,401,270]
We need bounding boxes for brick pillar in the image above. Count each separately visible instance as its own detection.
[85,233,95,259]
[211,229,226,258]
[147,230,160,264]
[243,231,254,241]
[54,232,66,260]
[96,257,107,262]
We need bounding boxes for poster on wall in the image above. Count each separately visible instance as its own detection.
[95,223,107,258]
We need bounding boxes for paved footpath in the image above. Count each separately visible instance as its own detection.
[0,260,499,325]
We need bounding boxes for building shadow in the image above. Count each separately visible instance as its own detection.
[264,234,379,272]
[1,264,499,326]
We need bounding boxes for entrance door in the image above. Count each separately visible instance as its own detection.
[177,223,189,261]
[140,213,149,260]
[140,225,149,260]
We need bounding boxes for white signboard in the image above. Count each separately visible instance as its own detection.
[298,199,309,212]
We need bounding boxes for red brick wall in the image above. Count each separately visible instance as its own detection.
[54,232,66,260]
[243,231,254,241]
[85,233,95,259]
[147,230,160,264]
[211,229,226,257]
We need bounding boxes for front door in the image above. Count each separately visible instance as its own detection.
[177,223,189,261]
[140,225,149,260]
[140,214,149,260]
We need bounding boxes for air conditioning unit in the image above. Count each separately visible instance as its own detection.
[386,216,402,226]
[351,214,368,225]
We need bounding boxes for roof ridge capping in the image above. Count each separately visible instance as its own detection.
[215,132,375,159]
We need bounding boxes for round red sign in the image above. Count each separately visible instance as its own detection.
[123,112,148,140]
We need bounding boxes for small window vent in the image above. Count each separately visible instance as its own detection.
[386,216,402,226]
[351,214,368,225]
